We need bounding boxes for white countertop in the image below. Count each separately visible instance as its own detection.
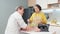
[21,22,60,34]
[48,22,60,34]
[21,31,53,34]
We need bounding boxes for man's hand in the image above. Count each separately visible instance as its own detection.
[33,27,40,32]
[20,26,40,32]
[20,26,32,31]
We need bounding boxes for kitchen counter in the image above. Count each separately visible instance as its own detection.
[21,22,60,34]
[21,31,53,34]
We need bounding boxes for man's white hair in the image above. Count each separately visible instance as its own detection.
[15,6,23,11]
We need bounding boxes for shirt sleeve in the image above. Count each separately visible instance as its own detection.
[41,13,47,24]
[17,16,27,28]
[30,15,33,22]
[29,13,34,23]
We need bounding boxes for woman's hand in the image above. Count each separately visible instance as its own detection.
[26,26,40,32]
[27,19,31,23]
[33,27,40,32]
[20,26,40,32]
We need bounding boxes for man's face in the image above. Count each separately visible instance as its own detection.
[21,8,24,14]
[18,8,24,15]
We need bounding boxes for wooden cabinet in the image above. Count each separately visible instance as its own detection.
[28,0,58,9]
[28,0,36,7]
[36,0,58,9]
[47,0,57,4]
[48,3,60,8]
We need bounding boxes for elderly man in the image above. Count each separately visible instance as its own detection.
[5,6,40,34]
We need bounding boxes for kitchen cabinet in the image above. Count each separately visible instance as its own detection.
[47,0,58,4]
[28,0,36,6]
[28,0,58,9]
[36,0,58,9]
[48,3,60,8]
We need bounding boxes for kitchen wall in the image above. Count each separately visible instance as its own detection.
[48,8,60,22]
[0,0,28,34]
[42,8,60,23]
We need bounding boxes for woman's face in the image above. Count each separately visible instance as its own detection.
[34,6,40,13]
